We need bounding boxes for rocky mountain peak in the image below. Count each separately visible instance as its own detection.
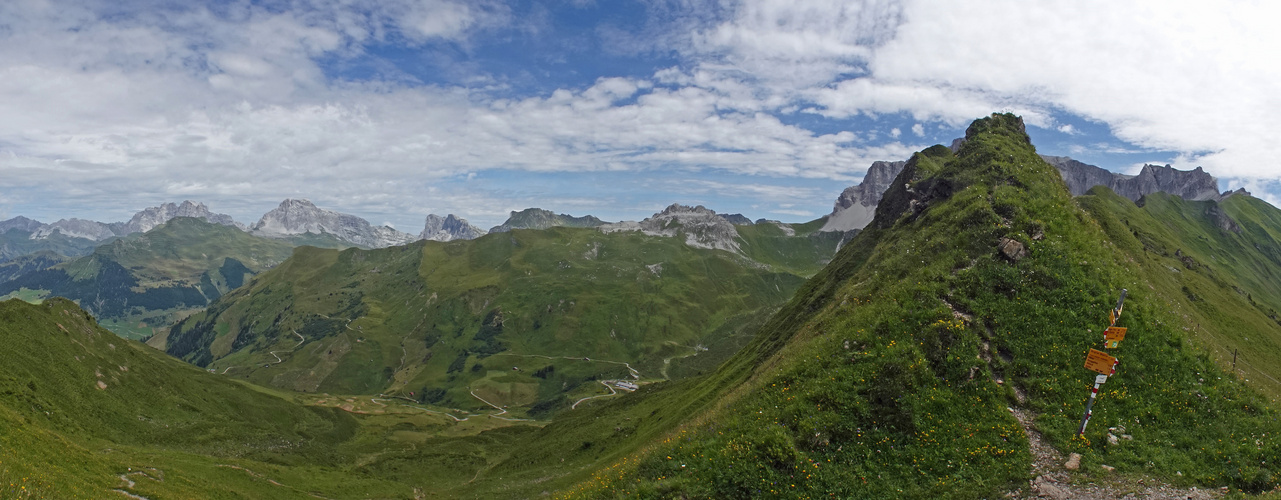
[820,160,907,232]
[420,214,485,242]
[30,218,125,241]
[0,216,46,233]
[251,199,417,248]
[1044,156,1224,202]
[125,200,243,234]
[488,208,607,233]
[600,203,741,253]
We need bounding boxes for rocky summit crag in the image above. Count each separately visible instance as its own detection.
[250,198,418,248]
[124,201,244,234]
[820,160,907,232]
[419,214,485,242]
[1042,155,1234,201]
[600,203,742,253]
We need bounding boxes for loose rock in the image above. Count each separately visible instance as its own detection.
[998,237,1028,261]
[1064,453,1081,470]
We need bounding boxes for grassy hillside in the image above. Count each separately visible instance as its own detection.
[452,114,1281,498]
[165,225,820,418]
[0,218,297,339]
[0,297,429,498]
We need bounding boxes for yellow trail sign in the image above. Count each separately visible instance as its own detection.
[1084,349,1116,375]
[1105,326,1127,341]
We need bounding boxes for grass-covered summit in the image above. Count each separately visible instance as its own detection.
[463,113,1281,498]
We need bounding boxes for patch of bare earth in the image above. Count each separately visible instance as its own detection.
[1007,406,1219,500]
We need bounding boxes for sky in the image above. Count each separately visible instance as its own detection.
[0,0,1278,232]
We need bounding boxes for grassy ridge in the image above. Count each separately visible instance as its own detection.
[498,114,1281,498]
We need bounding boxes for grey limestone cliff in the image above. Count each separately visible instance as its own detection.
[600,204,742,253]
[1042,156,1223,201]
[420,214,486,242]
[125,201,244,234]
[819,160,907,232]
[251,199,418,249]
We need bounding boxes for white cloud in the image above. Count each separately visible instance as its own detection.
[889,128,900,138]
[911,123,924,137]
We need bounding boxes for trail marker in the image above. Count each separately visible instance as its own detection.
[1076,289,1127,438]
[1084,349,1116,374]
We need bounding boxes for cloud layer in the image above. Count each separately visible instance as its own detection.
[0,0,1276,227]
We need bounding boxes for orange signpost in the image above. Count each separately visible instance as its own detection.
[1077,289,1128,437]
[1084,349,1116,374]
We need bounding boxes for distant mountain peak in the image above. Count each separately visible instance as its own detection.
[125,200,243,234]
[0,216,46,233]
[1042,156,1225,201]
[820,160,907,232]
[489,208,607,233]
[251,199,417,249]
[421,214,485,242]
[601,203,741,253]
[30,218,125,241]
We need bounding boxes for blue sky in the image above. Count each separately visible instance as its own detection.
[0,0,1277,232]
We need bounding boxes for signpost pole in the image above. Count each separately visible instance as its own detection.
[1076,289,1127,438]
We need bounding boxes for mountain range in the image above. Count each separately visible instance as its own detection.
[7,114,1281,498]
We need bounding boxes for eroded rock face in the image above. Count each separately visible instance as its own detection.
[420,214,485,242]
[1043,156,1223,201]
[124,201,243,234]
[251,199,418,248]
[820,160,907,232]
[600,204,742,253]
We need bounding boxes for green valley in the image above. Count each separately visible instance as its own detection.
[164,221,837,418]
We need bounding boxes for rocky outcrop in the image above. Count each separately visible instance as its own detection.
[125,201,244,234]
[600,204,742,253]
[1041,156,1223,201]
[420,214,485,242]
[31,218,124,241]
[0,216,45,233]
[489,208,607,233]
[820,160,907,232]
[251,199,418,249]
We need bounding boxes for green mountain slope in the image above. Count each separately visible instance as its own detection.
[0,218,297,339]
[452,114,1281,498]
[0,297,425,498]
[165,225,820,416]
